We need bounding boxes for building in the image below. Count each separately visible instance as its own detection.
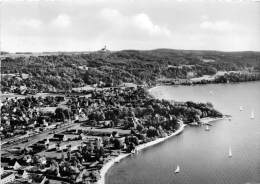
[13,161,22,170]
[83,136,103,148]
[0,167,3,175]
[99,120,112,128]
[52,134,67,141]
[37,139,56,150]
[1,172,15,184]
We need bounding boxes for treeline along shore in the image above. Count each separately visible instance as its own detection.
[1,49,260,95]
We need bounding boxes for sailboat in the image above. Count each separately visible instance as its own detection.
[174,165,180,173]
[228,147,232,158]
[205,125,210,131]
[239,106,243,111]
[250,110,254,119]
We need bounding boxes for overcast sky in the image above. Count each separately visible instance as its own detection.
[1,0,260,52]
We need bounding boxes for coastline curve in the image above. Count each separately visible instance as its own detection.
[97,122,185,184]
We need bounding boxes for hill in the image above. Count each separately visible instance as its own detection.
[1,49,260,93]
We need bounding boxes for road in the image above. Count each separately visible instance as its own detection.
[1,121,79,154]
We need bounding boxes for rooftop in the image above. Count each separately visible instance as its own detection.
[1,171,14,179]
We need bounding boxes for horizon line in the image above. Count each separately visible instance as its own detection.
[1,48,260,54]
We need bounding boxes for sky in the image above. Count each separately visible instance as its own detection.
[1,0,260,52]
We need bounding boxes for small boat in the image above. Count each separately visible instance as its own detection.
[228,147,232,158]
[205,125,210,131]
[209,90,214,95]
[115,160,120,163]
[250,110,254,119]
[174,165,180,173]
[239,106,243,111]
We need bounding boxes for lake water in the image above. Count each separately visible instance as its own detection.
[107,82,260,184]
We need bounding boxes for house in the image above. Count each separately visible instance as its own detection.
[52,134,67,141]
[22,170,29,179]
[37,138,49,145]
[55,96,65,102]
[13,161,22,170]
[0,167,3,175]
[120,83,137,89]
[56,144,67,151]
[115,136,125,146]
[99,120,112,128]
[38,157,47,165]
[46,142,56,150]
[19,86,27,95]
[83,136,103,148]
[0,172,15,184]
[187,71,195,78]
[17,173,48,184]
[35,138,56,150]
[21,73,29,79]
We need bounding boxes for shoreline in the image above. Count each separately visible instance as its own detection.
[200,115,231,124]
[97,116,227,184]
[200,116,228,124]
[97,122,185,184]
[188,116,230,126]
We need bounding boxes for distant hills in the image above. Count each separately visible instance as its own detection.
[1,49,260,92]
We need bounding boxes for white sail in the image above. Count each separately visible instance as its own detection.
[251,110,254,119]
[239,106,243,111]
[228,147,232,158]
[205,125,210,131]
[175,165,180,173]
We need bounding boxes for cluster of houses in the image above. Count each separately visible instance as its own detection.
[1,85,181,184]
[0,95,65,142]
[1,125,130,184]
[1,73,38,95]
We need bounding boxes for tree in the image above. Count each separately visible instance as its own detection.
[128,107,135,117]
[136,123,144,132]
[55,108,66,122]
[63,109,71,120]
[146,127,159,137]
[113,138,123,149]
[146,105,154,115]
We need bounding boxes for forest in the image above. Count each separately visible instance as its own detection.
[1,49,260,93]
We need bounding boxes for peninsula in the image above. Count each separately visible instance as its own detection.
[1,84,222,184]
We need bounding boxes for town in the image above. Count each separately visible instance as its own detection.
[0,83,222,184]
